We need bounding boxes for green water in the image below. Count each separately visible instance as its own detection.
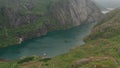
[0,23,95,60]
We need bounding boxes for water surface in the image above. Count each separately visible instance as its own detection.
[0,23,94,60]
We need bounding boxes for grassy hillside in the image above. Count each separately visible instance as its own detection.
[0,8,119,68]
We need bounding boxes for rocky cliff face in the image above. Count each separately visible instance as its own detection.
[0,0,40,27]
[0,0,102,47]
[50,0,102,27]
[0,0,102,27]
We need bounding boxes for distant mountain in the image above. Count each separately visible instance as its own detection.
[92,0,107,11]
[93,0,120,8]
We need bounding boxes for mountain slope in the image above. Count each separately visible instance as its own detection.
[0,8,119,68]
[0,0,102,47]
[38,8,120,68]
[39,8,120,68]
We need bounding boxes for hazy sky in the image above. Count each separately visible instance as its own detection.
[93,0,120,8]
[94,0,120,2]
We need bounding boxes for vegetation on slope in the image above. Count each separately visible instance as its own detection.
[42,8,120,68]
[0,0,102,47]
[0,8,119,68]
[0,0,59,47]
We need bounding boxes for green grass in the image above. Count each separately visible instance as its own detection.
[0,62,21,68]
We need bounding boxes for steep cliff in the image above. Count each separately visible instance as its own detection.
[0,0,102,47]
[50,0,102,27]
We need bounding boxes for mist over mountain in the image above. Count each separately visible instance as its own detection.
[93,0,120,8]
